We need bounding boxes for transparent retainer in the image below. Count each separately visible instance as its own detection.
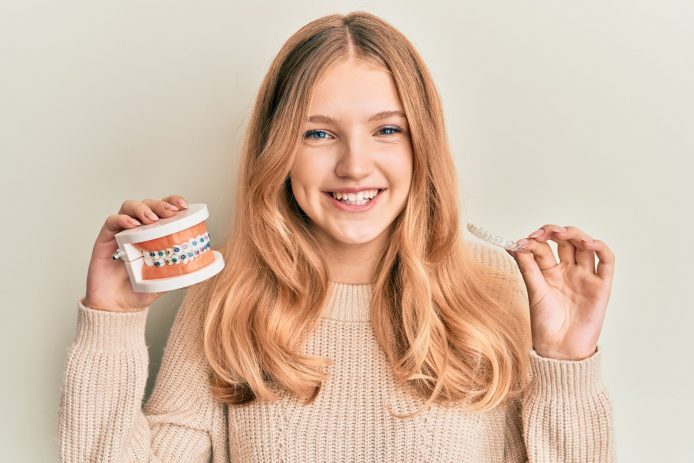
[466,223,527,252]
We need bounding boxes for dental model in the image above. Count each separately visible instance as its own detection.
[141,232,211,268]
[112,203,225,292]
[466,223,527,252]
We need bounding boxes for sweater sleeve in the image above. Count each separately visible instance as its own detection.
[57,286,230,463]
[502,346,617,462]
[492,246,616,462]
[468,241,617,461]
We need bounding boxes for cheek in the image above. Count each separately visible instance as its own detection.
[289,156,311,195]
[291,152,335,196]
[386,151,413,192]
[289,170,323,215]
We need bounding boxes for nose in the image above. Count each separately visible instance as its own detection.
[334,139,374,180]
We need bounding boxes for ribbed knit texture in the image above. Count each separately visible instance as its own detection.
[58,242,616,462]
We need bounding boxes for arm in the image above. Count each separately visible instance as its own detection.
[503,346,617,462]
[57,286,229,463]
[495,244,616,462]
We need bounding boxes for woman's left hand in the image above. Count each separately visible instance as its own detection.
[507,224,615,361]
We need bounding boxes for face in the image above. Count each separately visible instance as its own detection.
[289,57,413,251]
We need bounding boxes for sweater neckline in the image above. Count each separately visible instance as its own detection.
[322,281,374,321]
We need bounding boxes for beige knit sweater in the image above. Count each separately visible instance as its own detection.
[58,243,616,462]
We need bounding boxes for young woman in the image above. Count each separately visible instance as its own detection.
[59,11,616,462]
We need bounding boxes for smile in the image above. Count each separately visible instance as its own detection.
[323,188,386,212]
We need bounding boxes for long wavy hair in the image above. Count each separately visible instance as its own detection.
[200,11,532,418]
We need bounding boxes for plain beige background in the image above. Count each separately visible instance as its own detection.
[1,1,692,461]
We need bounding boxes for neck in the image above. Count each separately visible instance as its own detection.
[314,227,389,285]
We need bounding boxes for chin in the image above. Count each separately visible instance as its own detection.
[330,228,382,245]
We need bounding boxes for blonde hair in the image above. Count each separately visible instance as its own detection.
[201,11,531,418]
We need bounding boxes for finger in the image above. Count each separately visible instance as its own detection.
[576,241,596,272]
[517,235,557,271]
[552,225,596,270]
[528,224,576,265]
[96,214,142,244]
[584,239,615,285]
[143,198,179,218]
[555,225,595,272]
[162,194,188,210]
[509,240,550,300]
[118,199,160,224]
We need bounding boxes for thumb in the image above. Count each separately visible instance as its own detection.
[507,249,548,302]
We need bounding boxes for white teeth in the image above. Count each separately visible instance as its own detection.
[330,189,379,202]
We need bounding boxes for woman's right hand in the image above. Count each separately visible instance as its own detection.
[82,195,189,312]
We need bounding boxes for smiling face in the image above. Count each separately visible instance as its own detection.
[289,57,413,255]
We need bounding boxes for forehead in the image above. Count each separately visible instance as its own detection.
[307,58,404,121]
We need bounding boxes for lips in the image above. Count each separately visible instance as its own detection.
[323,188,385,212]
[324,186,386,194]
[327,188,381,202]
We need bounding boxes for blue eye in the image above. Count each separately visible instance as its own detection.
[303,130,331,140]
[378,126,402,135]
[303,126,402,140]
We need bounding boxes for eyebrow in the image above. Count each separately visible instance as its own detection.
[306,110,407,124]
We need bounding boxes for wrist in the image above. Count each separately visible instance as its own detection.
[533,344,598,361]
[75,298,149,351]
[81,297,147,313]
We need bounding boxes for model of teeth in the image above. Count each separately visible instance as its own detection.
[330,189,380,205]
[134,221,216,280]
[142,233,211,267]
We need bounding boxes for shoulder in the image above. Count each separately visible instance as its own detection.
[464,240,518,278]
[172,278,217,330]
[465,240,506,263]
[463,240,528,305]
[180,270,220,309]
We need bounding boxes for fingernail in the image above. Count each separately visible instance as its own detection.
[529,229,544,238]
[145,211,158,221]
[177,199,188,209]
[128,218,141,226]
[165,204,179,211]
[552,227,567,233]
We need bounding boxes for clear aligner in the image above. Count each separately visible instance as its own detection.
[466,223,526,252]
[143,232,212,267]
